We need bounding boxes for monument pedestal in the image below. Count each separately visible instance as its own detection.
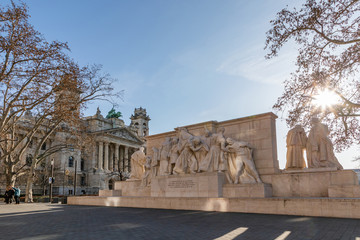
[151,172,226,197]
[270,169,359,197]
[223,183,272,198]
[114,180,151,197]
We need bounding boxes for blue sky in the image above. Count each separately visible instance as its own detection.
[21,0,358,169]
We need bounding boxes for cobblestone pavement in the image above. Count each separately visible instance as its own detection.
[0,203,360,240]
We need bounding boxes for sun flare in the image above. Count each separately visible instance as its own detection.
[312,89,340,109]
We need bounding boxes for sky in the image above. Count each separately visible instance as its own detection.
[16,0,359,169]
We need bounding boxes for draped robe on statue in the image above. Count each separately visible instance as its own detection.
[129,148,146,180]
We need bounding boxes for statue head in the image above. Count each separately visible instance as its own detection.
[226,137,234,145]
[191,136,201,145]
[171,137,179,144]
[139,147,144,152]
[217,127,225,134]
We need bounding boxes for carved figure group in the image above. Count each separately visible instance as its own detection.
[285,118,343,170]
[129,126,263,185]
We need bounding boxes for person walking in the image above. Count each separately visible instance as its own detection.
[4,186,15,204]
[13,186,21,204]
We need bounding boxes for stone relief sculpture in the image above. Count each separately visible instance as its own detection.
[129,147,146,180]
[169,137,179,174]
[159,137,172,176]
[151,147,160,178]
[285,125,307,169]
[198,127,227,173]
[226,138,262,184]
[173,136,203,174]
[141,156,152,187]
[306,118,343,170]
[139,126,263,185]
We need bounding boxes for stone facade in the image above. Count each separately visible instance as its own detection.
[0,107,150,196]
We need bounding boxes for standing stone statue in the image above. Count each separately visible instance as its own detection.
[151,147,160,178]
[198,127,227,173]
[169,137,179,174]
[285,125,307,169]
[141,156,152,187]
[129,147,146,180]
[226,138,262,184]
[173,136,203,174]
[306,118,343,170]
[159,137,172,176]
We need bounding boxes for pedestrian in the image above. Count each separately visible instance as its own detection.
[13,186,21,204]
[4,186,15,204]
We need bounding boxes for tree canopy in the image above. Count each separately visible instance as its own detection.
[265,0,360,150]
[0,1,120,191]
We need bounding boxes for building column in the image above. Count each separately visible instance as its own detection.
[124,146,129,172]
[119,146,124,172]
[109,144,114,171]
[98,142,103,169]
[114,144,119,172]
[104,142,109,170]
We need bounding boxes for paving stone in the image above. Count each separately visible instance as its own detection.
[0,203,360,240]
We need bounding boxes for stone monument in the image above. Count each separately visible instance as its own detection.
[285,125,307,169]
[69,112,360,219]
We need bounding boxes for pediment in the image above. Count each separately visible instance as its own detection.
[105,128,142,143]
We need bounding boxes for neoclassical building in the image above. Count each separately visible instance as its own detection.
[1,107,150,196]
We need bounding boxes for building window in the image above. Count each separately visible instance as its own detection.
[81,158,85,171]
[68,189,73,195]
[68,145,74,152]
[68,156,74,167]
[80,176,86,186]
[68,176,73,185]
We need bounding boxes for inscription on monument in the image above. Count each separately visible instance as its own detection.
[168,180,196,189]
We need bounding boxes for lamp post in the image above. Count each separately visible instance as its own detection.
[49,158,54,203]
[74,159,77,195]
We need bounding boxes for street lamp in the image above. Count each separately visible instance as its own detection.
[49,158,54,203]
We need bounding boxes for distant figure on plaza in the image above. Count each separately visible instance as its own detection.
[13,186,21,204]
[306,118,343,170]
[129,147,146,180]
[4,186,15,204]
[285,125,307,169]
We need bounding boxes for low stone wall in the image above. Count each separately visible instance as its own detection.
[270,169,359,197]
[68,196,360,219]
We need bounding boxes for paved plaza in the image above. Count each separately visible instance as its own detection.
[0,203,360,240]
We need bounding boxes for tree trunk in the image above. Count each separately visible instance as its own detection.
[5,163,16,187]
[25,165,35,203]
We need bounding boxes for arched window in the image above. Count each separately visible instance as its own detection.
[68,156,74,167]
